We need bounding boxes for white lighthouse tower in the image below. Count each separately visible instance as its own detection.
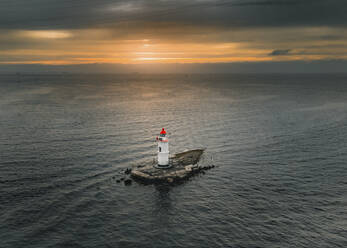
[156,128,170,168]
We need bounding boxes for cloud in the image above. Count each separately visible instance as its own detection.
[269,49,291,56]
[0,0,346,30]
[17,30,73,39]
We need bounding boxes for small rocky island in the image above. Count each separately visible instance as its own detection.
[131,149,214,183]
[130,128,214,184]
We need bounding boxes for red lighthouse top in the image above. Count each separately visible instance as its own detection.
[160,128,166,135]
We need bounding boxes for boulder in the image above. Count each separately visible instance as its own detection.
[124,179,132,186]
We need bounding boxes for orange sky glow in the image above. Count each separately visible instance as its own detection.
[1,26,347,65]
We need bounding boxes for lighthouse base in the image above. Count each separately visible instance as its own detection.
[158,152,169,166]
[154,163,172,169]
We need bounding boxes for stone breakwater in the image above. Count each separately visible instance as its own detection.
[131,149,214,184]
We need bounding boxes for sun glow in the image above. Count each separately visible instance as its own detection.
[2,26,346,65]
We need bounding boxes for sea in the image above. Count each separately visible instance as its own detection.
[0,73,346,248]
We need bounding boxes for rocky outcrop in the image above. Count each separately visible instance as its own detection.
[131,149,214,184]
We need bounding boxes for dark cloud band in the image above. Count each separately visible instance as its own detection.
[0,0,346,30]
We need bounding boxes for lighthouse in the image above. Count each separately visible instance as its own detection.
[156,128,170,168]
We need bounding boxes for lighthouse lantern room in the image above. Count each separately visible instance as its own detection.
[156,128,170,168]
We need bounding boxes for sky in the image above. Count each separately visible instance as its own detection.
[0,0,347,73]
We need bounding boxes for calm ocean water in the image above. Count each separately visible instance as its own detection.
[0,74,346,248]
